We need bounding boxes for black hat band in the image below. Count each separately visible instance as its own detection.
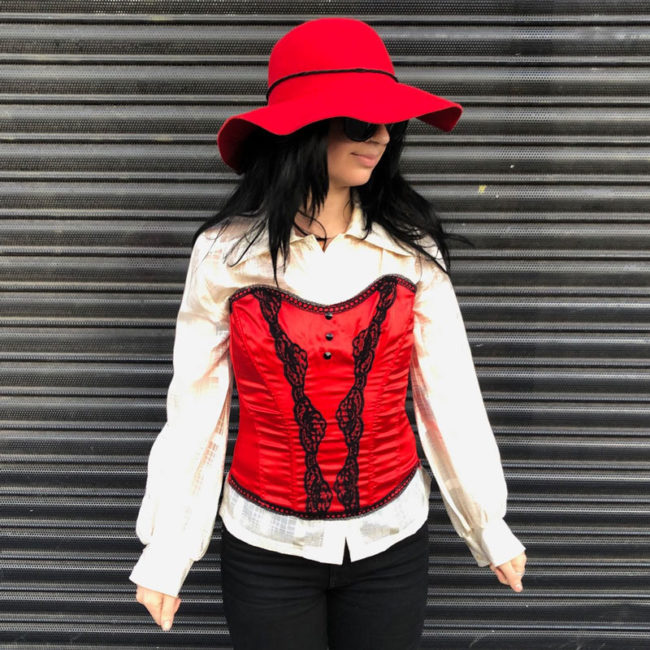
[266,67,398,100]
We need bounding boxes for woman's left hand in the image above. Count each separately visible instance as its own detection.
[489,551,527,592]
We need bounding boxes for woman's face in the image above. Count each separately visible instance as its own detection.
[326,119,390,190]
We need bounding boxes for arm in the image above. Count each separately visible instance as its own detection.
[409,252,526,570]
[129,230,233,599]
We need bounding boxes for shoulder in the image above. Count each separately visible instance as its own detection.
[417,234,447,272]
[186,218,262,305]
[194,216,257,247]
[192,216,264,260]
[364,218,446,271]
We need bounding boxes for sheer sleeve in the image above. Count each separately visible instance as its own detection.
[129,230,233,596]
[409,253,525,567]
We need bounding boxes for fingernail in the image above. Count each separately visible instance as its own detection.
[162,620,172,631]
[515,583,522,591]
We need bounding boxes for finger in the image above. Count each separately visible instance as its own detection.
[161,594,181,631]
[140,591,164,626]
[489,563,509,586]
[498,561,524,592]
[511,552,527,575]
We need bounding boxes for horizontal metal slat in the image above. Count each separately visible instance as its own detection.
[1,182,650,211]
[0,362,172,389]
[3,0,650,15]
[1,23,650,57]
[2,105,650,136]
[2,143,650,177]
[2,294,649,326]
[0,236,641,258]
[0,258,647,292]
[1,63,650,97]
[0,256,187,282]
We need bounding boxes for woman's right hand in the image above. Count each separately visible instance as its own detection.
[135,584,181,631]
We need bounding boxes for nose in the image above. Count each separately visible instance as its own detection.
[370,124,390,144]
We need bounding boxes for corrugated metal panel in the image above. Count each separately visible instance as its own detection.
[1,2,648,648]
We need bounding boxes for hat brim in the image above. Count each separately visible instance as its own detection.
[217,73,462,172]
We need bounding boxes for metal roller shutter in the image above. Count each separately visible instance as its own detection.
[1,2,648,648]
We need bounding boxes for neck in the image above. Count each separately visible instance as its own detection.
[294,187,353,240]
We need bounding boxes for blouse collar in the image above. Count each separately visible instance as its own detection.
[225,199,415,267]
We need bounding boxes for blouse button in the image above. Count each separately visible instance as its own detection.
[323,351,332,360]
[325,311,333,320]
[325,332,334,341]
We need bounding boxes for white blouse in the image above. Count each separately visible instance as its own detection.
[128,202,526,597]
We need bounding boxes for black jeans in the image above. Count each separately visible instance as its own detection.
[220,522,429,650]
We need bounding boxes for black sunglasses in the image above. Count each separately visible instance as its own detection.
[342,117,409,142]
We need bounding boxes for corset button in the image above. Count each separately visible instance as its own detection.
[323,351,332,360]
[325,311,333,320]
[325,332,334,340]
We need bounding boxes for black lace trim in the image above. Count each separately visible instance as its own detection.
[227,461,421,520]
[228,273,415,313]
[334,276,399,514]
[251,288,333,514]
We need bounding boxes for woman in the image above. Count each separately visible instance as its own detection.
[130,17,527,649]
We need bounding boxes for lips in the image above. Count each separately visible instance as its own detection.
[352,152,380,166]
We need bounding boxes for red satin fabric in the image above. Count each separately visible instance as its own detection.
[227,275,420,519]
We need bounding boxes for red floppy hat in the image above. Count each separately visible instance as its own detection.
[217,17,463,172]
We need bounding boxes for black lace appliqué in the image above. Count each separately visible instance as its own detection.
[249,275,404,516]
[252,288,333,515]
[334,276,398,514]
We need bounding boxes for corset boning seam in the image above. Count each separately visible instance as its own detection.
[230,305,299,506]
[372,305,416,496]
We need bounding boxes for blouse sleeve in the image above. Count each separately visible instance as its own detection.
[409,252,526,568]
[128,230,233,597]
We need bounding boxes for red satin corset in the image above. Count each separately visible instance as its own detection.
[227,274,421,519]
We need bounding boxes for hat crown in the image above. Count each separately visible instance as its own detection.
[268,18,394,89]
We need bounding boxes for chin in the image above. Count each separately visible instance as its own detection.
[337,171,374,188]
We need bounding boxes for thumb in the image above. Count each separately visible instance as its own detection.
[160,594,181,631]
[498,561,523,593]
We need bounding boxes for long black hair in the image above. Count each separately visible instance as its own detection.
[193,119,470,285]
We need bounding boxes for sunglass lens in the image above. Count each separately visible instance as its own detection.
[342,118,409,142]
[343,118,375,142]
[387,120,409,140]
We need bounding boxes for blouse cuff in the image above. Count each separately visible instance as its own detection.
[128,542,195,598]
[465,518,526,568]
